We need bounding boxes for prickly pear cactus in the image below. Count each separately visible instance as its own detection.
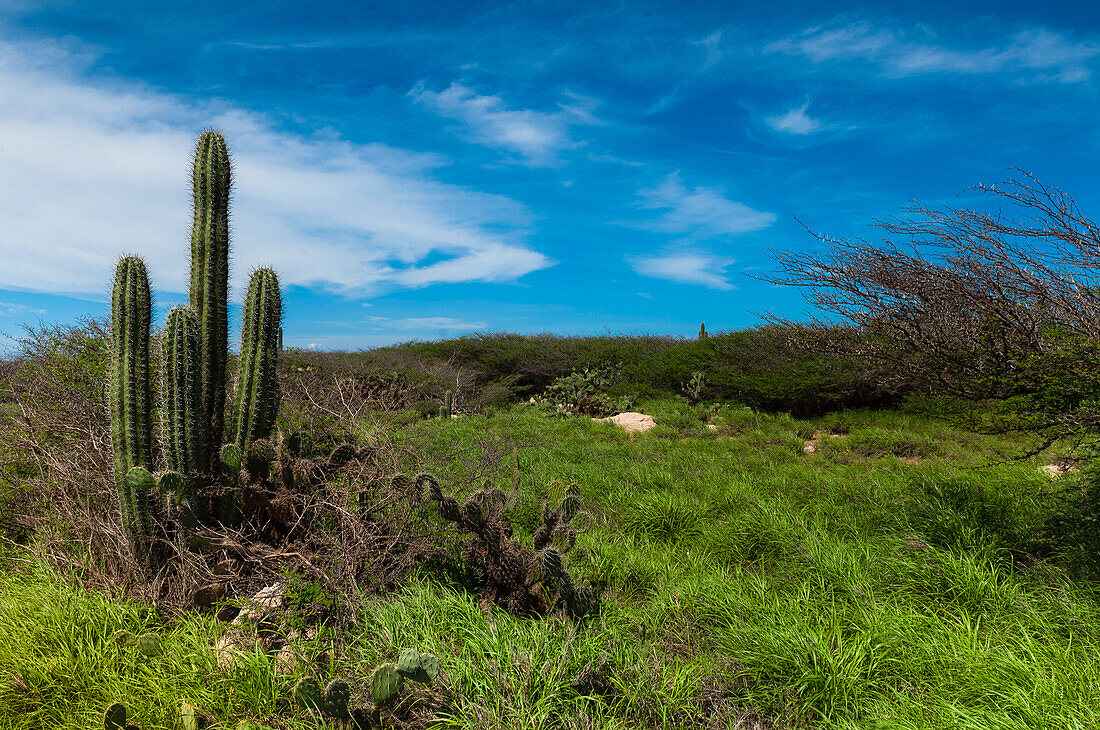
[418,652,440,681]
[370,663,403,707]
[395,649,440,685]
[395,648,422,675]
[103,702,127,730]
[293,676,323,711]
[137,633,162,657]
[113,630,137,647]
[323,679,351,719]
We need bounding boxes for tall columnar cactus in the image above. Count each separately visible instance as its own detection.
[230,268,281,455]
[161,306,208,517]
[698,322,707,340]
[189,130,231,476]
[110,256,155,542]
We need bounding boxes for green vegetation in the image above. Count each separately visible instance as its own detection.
[3,391,1099,728]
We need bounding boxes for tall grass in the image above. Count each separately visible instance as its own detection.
[2,402,1099,728]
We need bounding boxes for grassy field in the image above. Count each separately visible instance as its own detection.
[2,398,1099,729]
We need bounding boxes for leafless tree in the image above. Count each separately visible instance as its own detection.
[765,171,1100,450]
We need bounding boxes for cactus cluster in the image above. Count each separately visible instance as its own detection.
[418,472,600,619]
[108,131,283,558]
[698,322,707,340]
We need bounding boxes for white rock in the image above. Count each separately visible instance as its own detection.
[595,412,657,434]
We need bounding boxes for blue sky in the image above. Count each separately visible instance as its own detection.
[2,1,1100,350]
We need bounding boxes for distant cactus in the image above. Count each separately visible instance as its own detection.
[161,306,207,518]
[189,130,231,477]
[439,389,453,419]
[110,257,154,545]
[229,268,281,457]
[698,322,707,340]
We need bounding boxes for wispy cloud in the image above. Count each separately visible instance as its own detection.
[769,22,1099,82]
[630,251,736,290]
[0,301,47,317]
[635,172,775,236]
[411,82,596,166]
[765,101,822,135]
[0,38,551,298]
[389,317,488,330]
[693,30,724,70]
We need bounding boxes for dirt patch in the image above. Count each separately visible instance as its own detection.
[803,430,845,454]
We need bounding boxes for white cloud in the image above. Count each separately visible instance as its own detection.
[389,317,488,330]
[694,30,724,70]
[635,172,775,236]
[769,22,1098,82]
[630,252,736,290]
[0,38,552,299]
[411,82,595,166]
[0,301,47,317]
[765,102,822,135]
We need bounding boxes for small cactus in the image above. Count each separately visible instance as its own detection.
[698,322,707,340]
[137,633,162,657]
[113,630,137,647]
[293,676,323,711]
[439,390,453,419]
[323,679,351,719]
[396,648,422,675]
[370,663,403,707]
[396,648,440,685]
[103,702,127,730]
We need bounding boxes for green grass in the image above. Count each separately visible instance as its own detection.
[3,400,1100,728]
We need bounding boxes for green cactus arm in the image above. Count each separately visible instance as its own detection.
[188,130,231,473]
[229,268,282,455]
[161,306,207,517]
[110,256,154,541]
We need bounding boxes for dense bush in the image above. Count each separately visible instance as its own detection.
[340,326,897,417]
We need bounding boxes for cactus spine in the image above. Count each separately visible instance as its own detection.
[189,130,231,477]
[230,268,281,455]
[161,306,207,517]
[110,256,155,543]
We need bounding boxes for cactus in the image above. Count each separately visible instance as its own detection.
[137,633,162,657]
[103,702,127,730]
[698,322,707,340]
[293,677,323,711]
[396,648,439,685]
[179,701,199,730]
[323,679,351,719]
[189,130,231,477]
[161,306,207,518]
[105,130,287,543]
[110,257,155,545]
[370,663,403,707]
[229,268,281,456]
[439,390,453,419]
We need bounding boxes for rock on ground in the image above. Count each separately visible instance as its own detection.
[595,412,657,434]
